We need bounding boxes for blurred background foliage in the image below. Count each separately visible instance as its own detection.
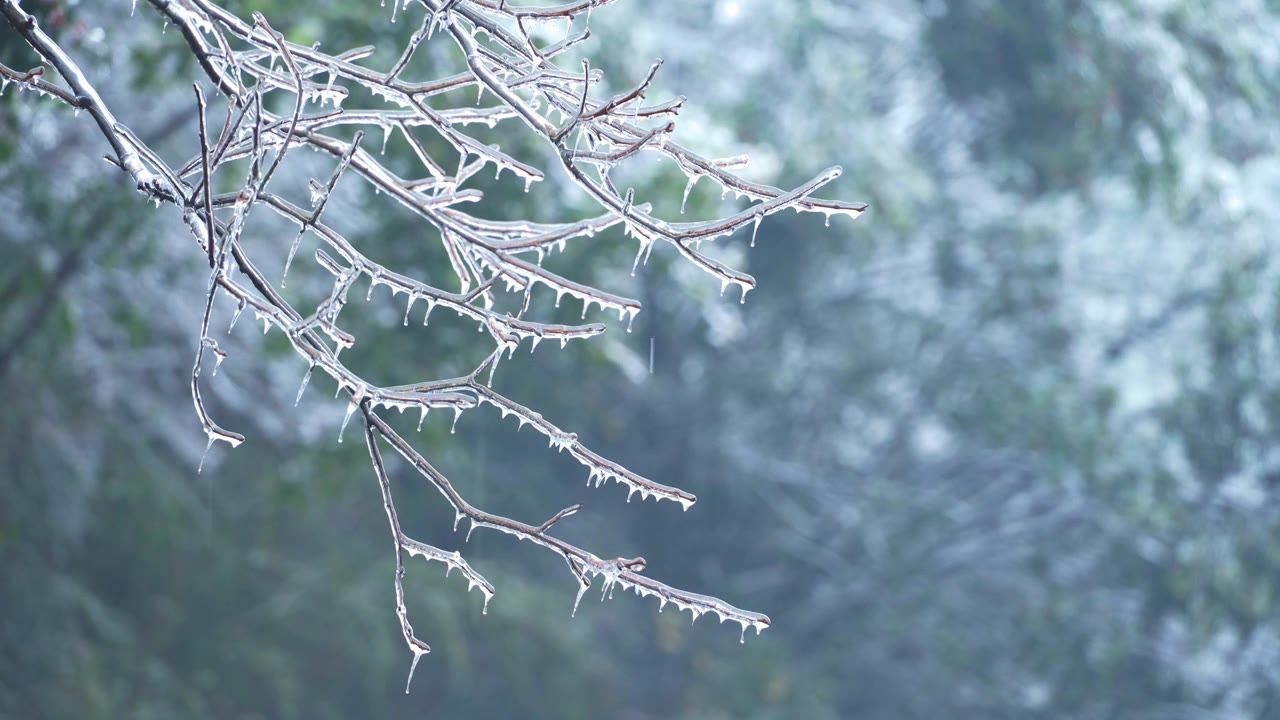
[4,0,1280,717]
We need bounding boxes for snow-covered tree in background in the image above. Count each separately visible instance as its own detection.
[599,2,1280,715]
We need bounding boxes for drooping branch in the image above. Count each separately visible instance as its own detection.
[2,0,865,689]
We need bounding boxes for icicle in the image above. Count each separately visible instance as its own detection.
[571,581,588,617]
[451,406,462,434]
[642,237,656,266]
[680,173,698,214]
[295,366,314,406]
[405,651,423,694]
[465,518,477,543]
[417,406,429,431]
[228,300,246,332]
[198,435,215,474]
[750,213,762,248]
[211,352,225,377]
[282,231,303,286]
[631,237,652,276]
[338,400,357,442]
[403,292,417,326]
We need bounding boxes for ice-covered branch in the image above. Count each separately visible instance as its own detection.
[4,0,865,686]
[365,411,770,640]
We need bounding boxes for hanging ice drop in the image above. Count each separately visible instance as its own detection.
[295,366,314,406]
[338,400,357,442]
